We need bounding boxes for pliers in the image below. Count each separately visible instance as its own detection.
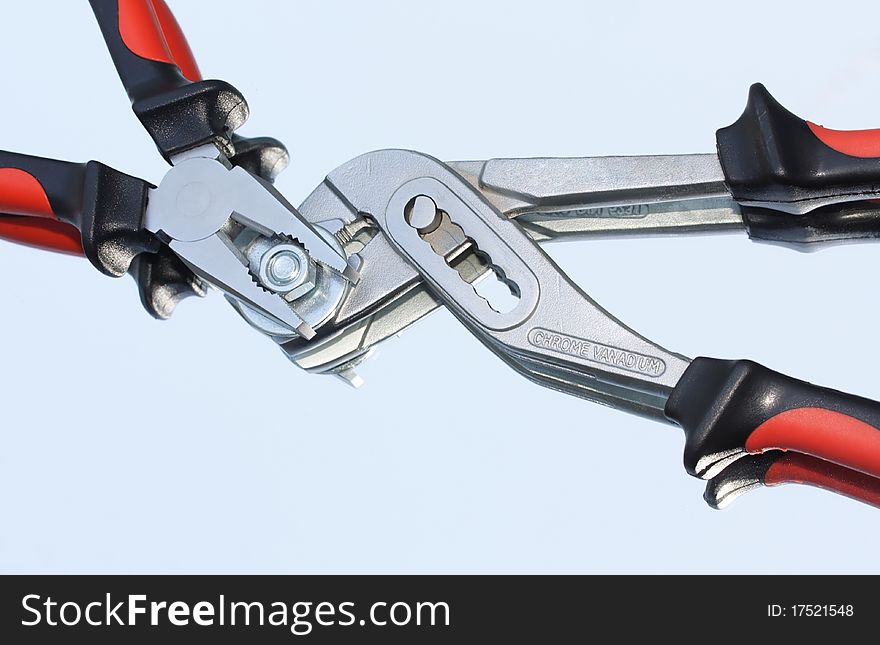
[2,0,880,510]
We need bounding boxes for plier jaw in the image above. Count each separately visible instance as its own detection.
[145,149,358,339]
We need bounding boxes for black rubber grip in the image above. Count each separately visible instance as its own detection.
[89,0,248,160]
[128,246,207,319]
[664,357,880,480]
[741,200,880,248]
[717,83,880,214]
[228,134,290,183]
[0,150,156,276]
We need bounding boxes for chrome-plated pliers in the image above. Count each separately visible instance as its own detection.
[3,0,880,510]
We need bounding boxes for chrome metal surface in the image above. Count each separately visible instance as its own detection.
[322,149,691,419]
[145,157,358,339]
[250,148,742,384]
[257,243,314,296]
[448,154,729,215]
[449,155,744,239]
[516,197,744,241]
[228,225,352,341]
[386,177,540,331]
[169,142,225,166]
[406,195,443,231]
[276,187,430,380]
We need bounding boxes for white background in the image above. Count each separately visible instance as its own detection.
[1,0,879,573]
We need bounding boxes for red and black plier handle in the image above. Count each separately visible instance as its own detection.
[0,0,287,317]
[665,358,880,510]
[0,0,198,258]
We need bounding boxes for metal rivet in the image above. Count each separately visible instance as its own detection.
[406,195,441,233]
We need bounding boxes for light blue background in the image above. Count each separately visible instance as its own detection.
[1,0,879,573]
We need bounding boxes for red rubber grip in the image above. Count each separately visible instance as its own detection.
[807,121,880,158]
[745,407,880,479]
[118,0,201,82]
[0,167,54,218]
[0,168,83,255]
[765,452,880,508]
[0,216,83,255]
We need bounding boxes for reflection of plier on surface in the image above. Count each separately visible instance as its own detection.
[3,0,880,509]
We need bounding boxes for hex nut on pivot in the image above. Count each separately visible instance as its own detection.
[257,243,317,300]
